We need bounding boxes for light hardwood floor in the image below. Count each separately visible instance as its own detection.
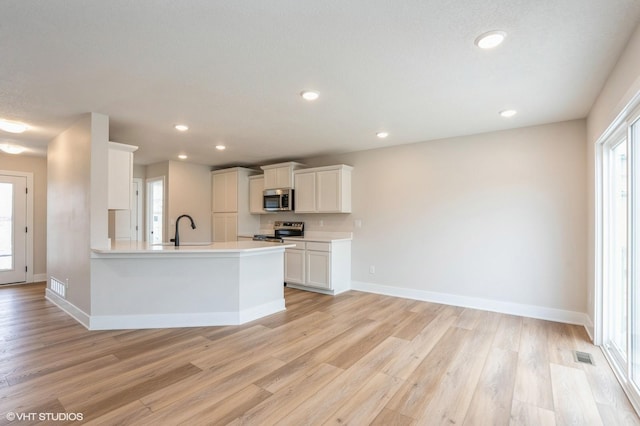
[0,283,638,425]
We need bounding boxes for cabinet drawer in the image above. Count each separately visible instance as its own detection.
[284,240,306,250]
[306,242,331,252]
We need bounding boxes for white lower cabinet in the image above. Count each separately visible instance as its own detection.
[306,250,331,289]
[283,239,351,294]
[284,248,305,284]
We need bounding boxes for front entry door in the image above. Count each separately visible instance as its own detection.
[0,174,27,284]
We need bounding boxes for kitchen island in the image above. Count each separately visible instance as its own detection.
[61,241,294,330]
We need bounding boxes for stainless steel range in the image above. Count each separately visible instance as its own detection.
[253,221,304,242]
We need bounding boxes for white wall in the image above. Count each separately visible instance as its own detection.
[587,23,640,143]
[586,21,640,332]
[267,119,588,317]
[47,113,109,314]
[167,161,212,242]
[0,153,47,277]
[146,160,212,242]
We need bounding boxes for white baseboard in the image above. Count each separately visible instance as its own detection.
[89,312,241,330]
[238,299,286,324]
[45,289,91,329]
[32,273,47,282]
[90,299,285,330]
[46,292,286,330]
[351,281,592,330]
[583,317,595,341]
[286,283,336,295]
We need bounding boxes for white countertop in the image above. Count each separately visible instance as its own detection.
[92,240,295,255]
[239,231,353,243]
[281,235,351,243]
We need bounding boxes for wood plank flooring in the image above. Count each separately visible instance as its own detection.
[0,283,637,425]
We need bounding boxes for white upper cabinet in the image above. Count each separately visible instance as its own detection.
[211,169,238,213]
[107,142,138,210]
[211,167,260,241]
[293,171,316,213]
[261,161,305,189]
[294,165,353,213]
[249,175,265,214]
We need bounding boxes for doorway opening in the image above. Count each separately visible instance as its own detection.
[0,171,33,285]
[146,177,165,244]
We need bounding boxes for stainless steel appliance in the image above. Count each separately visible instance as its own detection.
[263,188,294,212]
[253,221,304,242]
[274,221,304,238]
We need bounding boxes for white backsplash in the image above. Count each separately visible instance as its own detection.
[260,213,356,233]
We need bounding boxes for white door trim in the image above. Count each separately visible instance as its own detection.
[0,170,34,284]
[146,176,166,244]
[133,178,144,241]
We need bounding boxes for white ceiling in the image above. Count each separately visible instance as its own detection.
[1,1,639,166]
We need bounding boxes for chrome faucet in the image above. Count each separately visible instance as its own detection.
[173,214,196,246]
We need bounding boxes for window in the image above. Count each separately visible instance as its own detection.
[598,102,640,411]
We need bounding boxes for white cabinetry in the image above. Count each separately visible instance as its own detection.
[212,213,238,242]
[306,246,331,289]
[293,165,352,213]
[284,243,305,284]
[212,170,238,212]
[293,171,316,212]
[107,142,138,210]
[283,239,351,295]
[211,167,260,241]
[261,162,305,189]
[249,175,266,214]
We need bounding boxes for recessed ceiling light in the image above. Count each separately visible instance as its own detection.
[215,145,226,151]
[178,154,188,160]
[376,132,389,139]
[300,91,319,101]
[475,30,507,49]
[0,143,25,155]
[0,119,28,134]
[174,124,189,132]
[499,109,517,118]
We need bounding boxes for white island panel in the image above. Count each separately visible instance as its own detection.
[47,241,293,330]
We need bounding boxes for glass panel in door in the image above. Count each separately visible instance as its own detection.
[147,178,164,244]
[0,182,13,271]
[0,175,27,284]
[606,137,628,364]
[630,120,640,386]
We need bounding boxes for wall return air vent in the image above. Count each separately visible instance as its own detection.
[50,276,66,299]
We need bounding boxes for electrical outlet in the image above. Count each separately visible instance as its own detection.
[319,220,324,227]
[354,219,362,228]
[369,265,375,274]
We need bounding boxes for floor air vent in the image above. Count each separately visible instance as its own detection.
[574,351,595,365]
[50,277,66,298]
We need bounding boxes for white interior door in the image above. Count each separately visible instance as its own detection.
[0,175,27,284]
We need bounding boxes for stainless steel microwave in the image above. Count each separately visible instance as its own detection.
[263,188,294,211]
